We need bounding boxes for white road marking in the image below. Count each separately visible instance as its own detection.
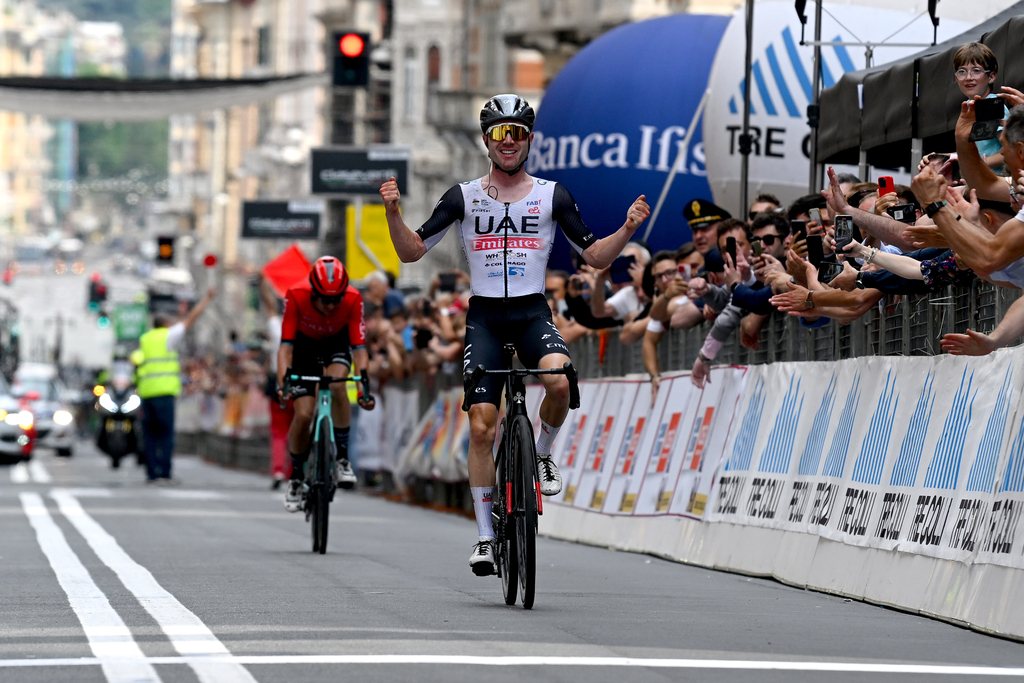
[18,492,161,683]
[10,462,29,483]
[157,490,225,500]
[50,490,258,683]
[28,459,52,483]
[0,654,1021,676]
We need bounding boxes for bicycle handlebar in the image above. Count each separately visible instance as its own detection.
[461,362,580,412]
[279,368,371,409]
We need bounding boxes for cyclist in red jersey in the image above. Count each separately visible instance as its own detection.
[278,257,375,511]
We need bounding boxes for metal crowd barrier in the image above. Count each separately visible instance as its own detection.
[567,281,1022,380]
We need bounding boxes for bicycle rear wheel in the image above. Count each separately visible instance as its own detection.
[510,415,537,609]
[311,427,332,554]
[495,422,518,605]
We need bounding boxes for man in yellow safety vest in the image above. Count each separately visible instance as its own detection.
[131,288,216,484]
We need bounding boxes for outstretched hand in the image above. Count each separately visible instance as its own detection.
[940,330,997,356]
[625,195,651,230]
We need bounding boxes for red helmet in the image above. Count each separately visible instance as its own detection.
[310,256,349,297]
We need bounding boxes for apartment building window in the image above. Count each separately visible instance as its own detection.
[257,26,271,66]
[426,45,440,123]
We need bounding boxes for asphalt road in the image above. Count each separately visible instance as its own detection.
[2,443,1023,683]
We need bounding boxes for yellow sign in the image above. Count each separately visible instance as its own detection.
[590,490,605,509]
[563,485,577,504]
[345,204,401,280]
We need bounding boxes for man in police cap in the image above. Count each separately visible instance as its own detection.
[684,198,731,256]
[132,288,216,484]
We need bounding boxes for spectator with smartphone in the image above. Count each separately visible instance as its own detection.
[588,242,650,323]
[564,263,620,330]
[730,212,790,315]
[821,166,918,252]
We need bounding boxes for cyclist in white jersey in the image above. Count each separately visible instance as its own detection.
[380,93,649,576]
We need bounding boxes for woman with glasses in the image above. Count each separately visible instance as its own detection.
[379,93,650,577]
[277,256,375,513]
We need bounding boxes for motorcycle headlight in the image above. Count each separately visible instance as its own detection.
[98,393,118,412]
[53,410,73,426]
[121,395,141,413]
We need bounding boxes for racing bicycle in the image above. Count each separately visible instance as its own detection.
[281,369,372,554]
[463,344,580,609]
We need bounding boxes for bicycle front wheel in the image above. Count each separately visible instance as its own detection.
[311,427,332,554]
[495,420,518,605]
[510,415,537,609]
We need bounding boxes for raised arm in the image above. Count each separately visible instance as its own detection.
[822,166,915,251]
[581,196,650,269]
[954,99,1012,203]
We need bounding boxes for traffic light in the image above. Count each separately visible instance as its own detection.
[332,32,370,87]
[88,274,107,312]
[97,315,110,329]
[157,236,175,265]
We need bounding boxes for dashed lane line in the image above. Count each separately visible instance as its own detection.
[10,461,29,483]
[0,654,1022,676]
[19,492,161,683]
[28,458,52,483]
[9,459,52,483]
[50,490,259,683]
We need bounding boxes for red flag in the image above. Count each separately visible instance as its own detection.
[262,244,311,298]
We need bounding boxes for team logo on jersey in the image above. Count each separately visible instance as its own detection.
[471,237,542,251]
[541,334,551,339]
[509,267,525,276]
[528,206,541,214]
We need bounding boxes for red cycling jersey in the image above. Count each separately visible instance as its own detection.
[281,280,366,346]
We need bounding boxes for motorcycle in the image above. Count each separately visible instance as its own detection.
[95,379,142,469]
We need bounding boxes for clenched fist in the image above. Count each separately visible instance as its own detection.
[625,195,651,231]
[379,176,401,212]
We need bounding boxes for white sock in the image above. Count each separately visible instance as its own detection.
[536,419,560,455]
[471,486,495,539]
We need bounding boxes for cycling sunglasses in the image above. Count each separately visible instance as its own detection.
[313,292,344,305]
[485,123,530,142]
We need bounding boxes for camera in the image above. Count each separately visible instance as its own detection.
[886,204,917,225]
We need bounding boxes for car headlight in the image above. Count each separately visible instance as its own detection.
[5,412,19,426]
[53,410,73,426]
[98,393,118,412]
[17,411,32,430]
[121,395,141,413]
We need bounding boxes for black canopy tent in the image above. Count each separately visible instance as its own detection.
[818,2,1024,171]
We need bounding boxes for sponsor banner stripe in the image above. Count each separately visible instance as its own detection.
[764,44,800,117]
[832,37,857,72]
[782,26,813,101]
[751,60,778,116]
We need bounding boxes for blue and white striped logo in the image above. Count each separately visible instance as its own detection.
[851,370,899,486]
[797,375,837,476]
[923,369,975,490]
[728,26,858,118]
[821,374,861,479]
[966,367,1013,493]
[726,376,766,472]
[890,372,935,488]
[758,375,803,474]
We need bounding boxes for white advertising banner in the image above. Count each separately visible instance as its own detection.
[572,380,641,512]
[557,381,609,506]
[707,349,1024,569]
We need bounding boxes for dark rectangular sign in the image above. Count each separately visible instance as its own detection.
[241,201,322,239]
[311,147,409,195]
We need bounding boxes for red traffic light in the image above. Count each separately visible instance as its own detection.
[204,254,218,268]
[90,271,103,283]
[339,33,365,58]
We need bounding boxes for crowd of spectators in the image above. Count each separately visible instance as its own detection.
[180,41,1024,472]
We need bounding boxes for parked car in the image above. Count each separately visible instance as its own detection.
[12,362,74,456]
[0,374,34,463]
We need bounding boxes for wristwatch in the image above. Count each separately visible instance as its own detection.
[924,200,947,218]
[855,271,866,289]
[697,351,713,365]
[804,291,814,310]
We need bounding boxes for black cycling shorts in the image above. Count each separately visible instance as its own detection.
[286,331,353,398]
[463,294,570,407]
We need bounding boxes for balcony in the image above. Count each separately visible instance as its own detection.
[426,90,488,134]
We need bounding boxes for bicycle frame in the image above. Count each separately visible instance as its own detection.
[462,346,580,607]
